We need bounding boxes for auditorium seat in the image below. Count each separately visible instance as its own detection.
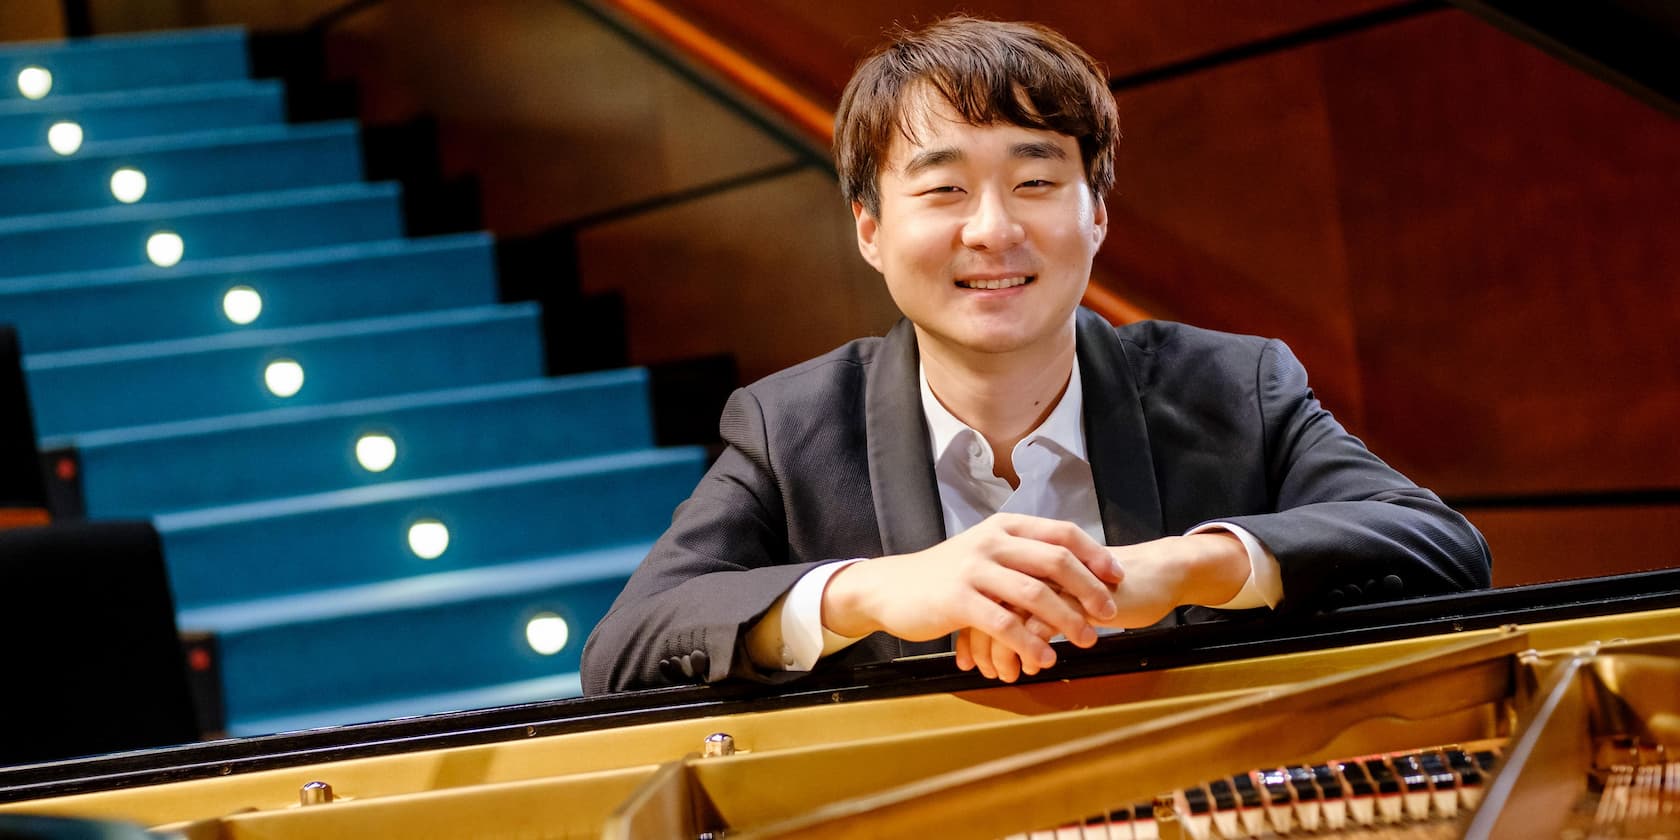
[0,27,702,737]
[0,520,198,764]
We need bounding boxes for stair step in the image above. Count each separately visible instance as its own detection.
[25,303,543,436]
[180,544,644,724]
[0,182,404,277]
[2,234,496,353]
[0,122,364,216]
[154,447,703,609]
[0,79,284,151]
[71,371,653,516]
[1,28,249,101]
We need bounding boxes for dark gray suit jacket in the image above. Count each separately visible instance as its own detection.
[581,309,1491,694]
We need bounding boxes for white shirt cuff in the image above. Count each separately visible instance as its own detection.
[744,559,866,672]
[1186,522,1282,610]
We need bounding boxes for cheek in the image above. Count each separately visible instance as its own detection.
[881,222,952,269]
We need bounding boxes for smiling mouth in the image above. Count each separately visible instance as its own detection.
[954,275,1034,290]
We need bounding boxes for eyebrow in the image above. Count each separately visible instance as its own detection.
[901,147,963,177]
[900,141,1069,177]
[1012,141,1068,161]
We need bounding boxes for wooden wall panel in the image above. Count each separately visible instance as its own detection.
[0,0,64,42]
[1100,46,1364,426]
[320,0,797,236]
[664,0,1400,100]
[576,169,900,385]
[1320,11,1680,497]
[1468,505,1680,587]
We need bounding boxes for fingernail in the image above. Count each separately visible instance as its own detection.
[1097,598,1117,619]
[1079,626,1098,646]
[1109,558,1125,579]
[1040,649,1057,668]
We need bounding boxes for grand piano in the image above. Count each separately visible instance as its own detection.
[2,1,1677,837]
[1,571,1678,837]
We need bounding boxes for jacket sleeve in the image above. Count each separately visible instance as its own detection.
[1212,340,1491,611]
[580,387,830,694]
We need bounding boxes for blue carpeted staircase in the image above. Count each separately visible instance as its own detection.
[0,28,701,735]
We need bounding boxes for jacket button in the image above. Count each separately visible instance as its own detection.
[658,658,680,681]
[1381,574,1404,594]
[687,650,710,681]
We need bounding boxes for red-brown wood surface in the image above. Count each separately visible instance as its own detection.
[661,0,1402,100]
[1470,504,1680,587]
[1322,11,1680,497]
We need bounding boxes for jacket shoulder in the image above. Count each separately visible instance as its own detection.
[1110,318,1271,359]
[738,336,881,409]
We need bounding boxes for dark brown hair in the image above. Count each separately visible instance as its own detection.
[834,16,1118,217]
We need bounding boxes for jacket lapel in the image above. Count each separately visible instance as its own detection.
[864,318,949,658]
[864,318,946,556]
[1075,308,1165,546]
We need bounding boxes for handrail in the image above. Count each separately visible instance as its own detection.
[593,0,1150,326]
[596,0,834,142]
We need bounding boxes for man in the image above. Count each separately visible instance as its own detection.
[580,17,1490,694]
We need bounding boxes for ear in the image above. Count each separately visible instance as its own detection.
[1090,195,1109,250]
[853,200,885,273]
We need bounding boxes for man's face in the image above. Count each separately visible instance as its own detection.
[854,93,1108,361]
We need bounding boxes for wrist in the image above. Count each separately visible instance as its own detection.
[819,558,881,638]
[1178,533,1251,607]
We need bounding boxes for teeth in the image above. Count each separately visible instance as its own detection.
[959,276,1030,290]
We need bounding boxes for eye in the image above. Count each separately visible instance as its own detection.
[919,185,965,196]
[1017,179,1055,189]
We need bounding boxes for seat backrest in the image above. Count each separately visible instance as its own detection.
[0,521,200,766]
[0,325,50,528]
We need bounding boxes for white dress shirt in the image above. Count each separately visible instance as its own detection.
[745,356,1283,672]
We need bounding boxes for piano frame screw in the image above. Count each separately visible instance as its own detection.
[703,733,736,758]
[526,726,536,737]
[300,780,334,806]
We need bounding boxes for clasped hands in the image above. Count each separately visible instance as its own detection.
[820,512,1249,682]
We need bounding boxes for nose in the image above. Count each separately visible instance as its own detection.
[960,189,1025,251]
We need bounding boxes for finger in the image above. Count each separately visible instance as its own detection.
[991,634,1024,682]
[977,565,1100,646]
[967,630,997,680]
[954,630,975,672]
[987,535,1119,622]
[994,514,1124,584]
[966,592,1057,670]
[1024,588,1087,637]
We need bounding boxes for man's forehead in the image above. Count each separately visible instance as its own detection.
[885,92,1078,174]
